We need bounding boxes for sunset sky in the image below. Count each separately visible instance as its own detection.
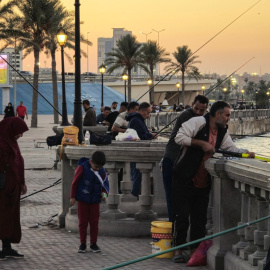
[15,0,270,76]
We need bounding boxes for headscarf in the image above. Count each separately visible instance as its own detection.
[0,117,29,184]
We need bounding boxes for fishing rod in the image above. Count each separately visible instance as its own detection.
[0,55,62,116]
[216,149,270,162]
[230,134,270,138]
[205,57,255,97]
[20,178,61,201]
[136,0,262,102]
[151,58,251,139]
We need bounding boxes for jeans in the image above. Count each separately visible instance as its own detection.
[162,157,174,222]
[130,162,142,197]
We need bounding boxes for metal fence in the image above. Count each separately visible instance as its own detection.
[146,109,270,130]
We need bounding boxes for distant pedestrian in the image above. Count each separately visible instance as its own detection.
[16,101,28,120]
[0,117,29,260]
[4,102,15,119]
[70,151,109,253]
[111,101,118,112]
[96,106,111,125]
[82,100,96,126]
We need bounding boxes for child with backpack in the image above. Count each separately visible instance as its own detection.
[70,151,109,253]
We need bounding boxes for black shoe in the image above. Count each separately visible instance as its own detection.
[78,243,86,253]
[90,243,101,253]
[0,251,7,261]
[2,249,24,259]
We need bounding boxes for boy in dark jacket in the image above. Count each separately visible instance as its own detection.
[70,151,109,253]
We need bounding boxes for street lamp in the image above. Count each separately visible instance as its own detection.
[141,31,152,42]
[87,31,90,74]
[73,0,84,143]
[122,74,128,102]
[99,63,106,107]
[241,89,245,104]
[267,91,270,108]
[201,85,205,94]
[223,87,227,101]
[147,78,153,102]
[176,82,181,105]
[57,26,70,126]
[152,29,165,79]
[255,89,258,108]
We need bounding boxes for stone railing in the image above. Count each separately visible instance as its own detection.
[205,157,270,270]
[58,141,168,237]
[146,109,270,130]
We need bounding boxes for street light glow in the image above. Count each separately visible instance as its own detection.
[147,78,153,85]
[57,27,68,46]
[99,63,106,74]
[122,74,128,81]
[176,82,180,88]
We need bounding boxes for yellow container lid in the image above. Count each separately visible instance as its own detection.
[151,221,172,234]
[151,221,172,229]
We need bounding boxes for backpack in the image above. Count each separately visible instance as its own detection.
[46,134,64,148]
[89,130,112,145]
[59,126,79,160]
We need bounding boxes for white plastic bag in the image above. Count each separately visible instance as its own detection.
[115,128,140,141]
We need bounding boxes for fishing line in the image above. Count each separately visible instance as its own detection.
[20,178,61,201]
[136,0,262,102]
[0,55,62,116]
[205,57,255,96]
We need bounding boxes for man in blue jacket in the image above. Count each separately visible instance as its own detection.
[126,102,157,196]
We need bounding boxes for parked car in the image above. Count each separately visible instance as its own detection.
[19,71,33,77]
[81,72,97,77]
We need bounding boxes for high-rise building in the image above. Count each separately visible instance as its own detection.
[97,28,132,74]
[2,47,22,74]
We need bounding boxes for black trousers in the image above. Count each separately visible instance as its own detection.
[172,178,211,249]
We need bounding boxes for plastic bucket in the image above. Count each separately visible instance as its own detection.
[151,221,174,258]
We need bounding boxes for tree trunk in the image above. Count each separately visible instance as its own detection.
[181,71,185,106]
[128,68,132,102]
[51,47,59,124]
[31,48,40,128]
[149,66,154,103]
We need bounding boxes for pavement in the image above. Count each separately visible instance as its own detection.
[0,115,208,270]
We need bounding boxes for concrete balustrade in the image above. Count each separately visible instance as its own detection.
[57,141,167,237]
[205,157,270,270]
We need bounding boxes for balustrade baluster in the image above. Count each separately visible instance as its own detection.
[134,163,157,221]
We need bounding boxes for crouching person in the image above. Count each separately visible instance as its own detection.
[70,151,109,253]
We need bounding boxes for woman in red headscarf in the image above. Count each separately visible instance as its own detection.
[0,117,29,260]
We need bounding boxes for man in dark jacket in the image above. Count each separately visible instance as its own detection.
[126,102,157,196]
[172,101,255,263]
[162,95,209,222]
[82,100,96,126]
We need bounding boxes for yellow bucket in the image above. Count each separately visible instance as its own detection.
[151,221,174,258]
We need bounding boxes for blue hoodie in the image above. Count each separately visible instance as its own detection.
[76,157,109,204]
[126,112,153,140]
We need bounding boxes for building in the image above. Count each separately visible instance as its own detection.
[2,47,22,74]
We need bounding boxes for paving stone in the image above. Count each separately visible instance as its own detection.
[0,116,208,270]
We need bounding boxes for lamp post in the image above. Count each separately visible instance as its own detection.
[73,0,84,143]
[241,89,245,105]
[201,85,205,94]
[176,82,181,105]
[152,29,165,79]
[122,74,128,102]
[141,31,152,42]
[86,31,90,74]
[267,91,270,108]
[99,63,106,107]
[255,89,258,108]
[57,26,70,126]
[223,87,227,101]
[147,78,153,102]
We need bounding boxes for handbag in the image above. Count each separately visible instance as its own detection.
[0,164,9,190]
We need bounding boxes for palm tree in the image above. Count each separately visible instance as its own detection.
[105,34,148,102]
[10,0,61,128]
[140,40,170,102]
[44,4,92,125]
[165,45,201,106]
